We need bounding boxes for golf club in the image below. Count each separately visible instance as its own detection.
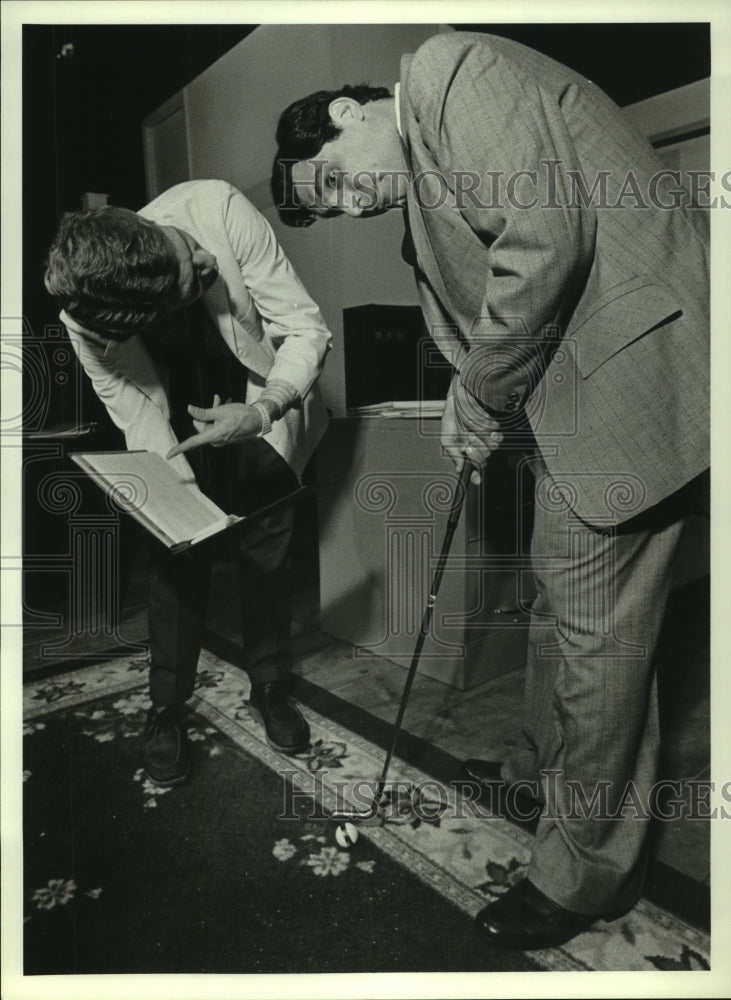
[332,459,475,824]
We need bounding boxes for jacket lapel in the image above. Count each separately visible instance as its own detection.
[403,189,456,319]
[399,82,461,326]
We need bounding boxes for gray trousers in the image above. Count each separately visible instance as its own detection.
[503,455,699,915]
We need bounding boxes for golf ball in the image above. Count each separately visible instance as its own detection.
[335,822,359,849]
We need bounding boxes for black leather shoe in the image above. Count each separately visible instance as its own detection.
[248,681,310,755]
[475,878,621,950]
[461,759,541,824]
[143,704,190,787]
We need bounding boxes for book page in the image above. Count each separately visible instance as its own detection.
[74,451,228,545]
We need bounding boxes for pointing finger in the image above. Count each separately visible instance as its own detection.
[186,404,217,422]
[166,428,218,458]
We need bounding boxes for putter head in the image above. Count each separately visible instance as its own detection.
[330,803,380,823]
[331,783,387,824]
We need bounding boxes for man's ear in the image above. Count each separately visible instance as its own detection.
[328,97,364,126]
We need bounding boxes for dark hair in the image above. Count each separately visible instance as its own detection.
[271,83,392,228]
[44,206,180,339]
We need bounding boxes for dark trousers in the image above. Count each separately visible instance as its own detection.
[142,305,299,707]
[147,436,298,706]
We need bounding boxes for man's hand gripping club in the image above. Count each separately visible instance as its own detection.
[441,390,503,484]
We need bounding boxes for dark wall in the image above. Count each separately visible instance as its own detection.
[21,25,257,606]
[459,23,710,106]
[23,24,257,362]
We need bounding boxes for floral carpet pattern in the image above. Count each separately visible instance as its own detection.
[23,650,710,973]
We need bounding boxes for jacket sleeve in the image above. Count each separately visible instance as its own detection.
[65,319,197,485]
[407,33,596,418]
[223,187,332,406]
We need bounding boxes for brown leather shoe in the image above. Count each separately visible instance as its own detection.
[475,878,622,950]
[248,681,310,755]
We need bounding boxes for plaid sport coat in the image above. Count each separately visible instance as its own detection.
[400,32,710,525]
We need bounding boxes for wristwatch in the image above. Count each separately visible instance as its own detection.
[251,400,272,437]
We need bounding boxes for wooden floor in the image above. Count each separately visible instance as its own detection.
[22,550,710,890]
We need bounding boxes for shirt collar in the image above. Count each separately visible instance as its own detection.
[394,82,402,138]
[60,308,92,336]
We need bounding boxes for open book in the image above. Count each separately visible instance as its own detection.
[71,450,305,553]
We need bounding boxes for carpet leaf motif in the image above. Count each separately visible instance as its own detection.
[272,830,376,879]
[646,944,710,971]
[23,721,46,736]
[304,846,351,877]
[194,668,226,691]
[133,768,174,809]
[31,679,87,704]
[379,784,446,829]
[272,838,298,861]
[298,738,348,772]
[475,856,524,897]
[31,878,77,910]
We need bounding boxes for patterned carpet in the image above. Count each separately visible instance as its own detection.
[22,650,710,975]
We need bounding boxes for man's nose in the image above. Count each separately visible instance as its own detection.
[343,199,363,218]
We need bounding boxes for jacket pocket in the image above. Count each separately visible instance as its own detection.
[571,275,682,378]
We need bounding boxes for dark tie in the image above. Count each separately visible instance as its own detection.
[142,301,241,494]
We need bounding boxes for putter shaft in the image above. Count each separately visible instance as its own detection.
[374,461,474,802]
[332,463,473,823]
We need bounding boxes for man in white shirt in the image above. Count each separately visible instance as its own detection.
[45,179,332,787]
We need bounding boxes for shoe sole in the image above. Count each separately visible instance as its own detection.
[143,765,190,788]
[247,703,311,756]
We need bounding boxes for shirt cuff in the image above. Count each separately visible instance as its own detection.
[251,400,272,437]
[259,379,301,419]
